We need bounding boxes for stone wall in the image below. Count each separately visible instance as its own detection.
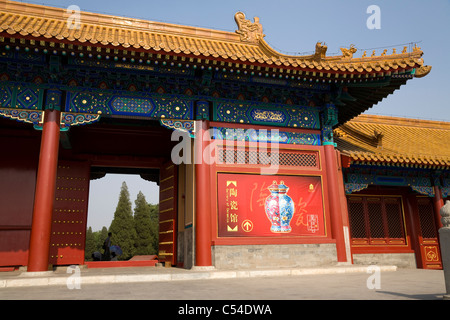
[177,227,194,269]
[352,253,416,268]
[211,243,337,269]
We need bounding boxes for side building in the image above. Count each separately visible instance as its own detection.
[336,115,449,269]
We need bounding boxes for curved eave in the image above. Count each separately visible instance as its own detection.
[0,0,430,77]
[338,77,408,125]
[340,150,450,169]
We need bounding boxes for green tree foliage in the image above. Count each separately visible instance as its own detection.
[134,191,153,255]
[148,203,159,254]
[85,226,96,261]
[109,181,137,260]
[133,192,159,255]
[85,226,110,261]
[99,226,108,246]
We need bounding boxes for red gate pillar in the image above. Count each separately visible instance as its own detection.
[27,109,61,272]
[433,185,444,229]
[324,144,347,262]
[194,120,212,266]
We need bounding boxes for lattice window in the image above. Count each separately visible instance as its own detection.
[348,201,367,239]
[417,198,437,239]
[385,200,404,239]
[217,147,318,168]
[347,196,406,245]
[367,200,385,238]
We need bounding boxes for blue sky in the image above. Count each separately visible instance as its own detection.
[19,0,449,230]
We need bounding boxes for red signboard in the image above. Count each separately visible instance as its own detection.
[217,173,325,237]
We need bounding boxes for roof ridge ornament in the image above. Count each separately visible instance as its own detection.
[314,42,328,60]
[415,65,432,78]
[234,12,265,43]
[340,44,357,59]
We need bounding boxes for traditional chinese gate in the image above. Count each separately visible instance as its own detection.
[158,161,178,266]
[49,160,90,266]
[0,2,433,272]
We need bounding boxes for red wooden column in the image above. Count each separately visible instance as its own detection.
[433,185,444,229]
[324,144,347,262]
[27,109,61,272]
[194,120,212,266]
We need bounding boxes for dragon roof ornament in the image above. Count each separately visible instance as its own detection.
[234,12,265,43]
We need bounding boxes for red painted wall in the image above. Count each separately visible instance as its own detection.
[0,133,39,267]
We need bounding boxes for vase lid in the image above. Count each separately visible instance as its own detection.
[267,180,279,191]
[278,181,289,192]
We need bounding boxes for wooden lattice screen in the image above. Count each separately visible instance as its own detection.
[347,196,406,246]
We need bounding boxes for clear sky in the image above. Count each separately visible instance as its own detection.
[18,0,450,230]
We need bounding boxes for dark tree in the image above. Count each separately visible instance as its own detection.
[109,181,137,260]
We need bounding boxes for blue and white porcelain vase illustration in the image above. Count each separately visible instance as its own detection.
[278,181,295,233]
[264,181,281,232]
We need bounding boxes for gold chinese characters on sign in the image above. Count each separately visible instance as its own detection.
[225,181,239,232]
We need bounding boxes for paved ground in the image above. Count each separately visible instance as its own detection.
[0,266,446,301]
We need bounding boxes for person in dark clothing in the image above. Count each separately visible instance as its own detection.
[103,232,112,261]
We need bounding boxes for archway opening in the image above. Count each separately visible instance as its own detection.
[85,167,159,262]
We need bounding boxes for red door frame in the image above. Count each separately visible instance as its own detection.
[73,155,166,265]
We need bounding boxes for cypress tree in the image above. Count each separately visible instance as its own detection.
[98,226,109,253]
[109,181,137,260]
[148,203,159,254]
[85,226,96,261]
[133,191,153,255]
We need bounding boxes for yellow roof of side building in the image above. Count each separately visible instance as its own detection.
[335,114,450,167]
[0,0,431,77]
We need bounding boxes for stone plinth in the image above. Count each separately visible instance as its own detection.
[439,201,450,299]
[211,243,337,269]
[439,228,450,299]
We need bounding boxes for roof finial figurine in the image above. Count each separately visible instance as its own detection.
[340,44,357,59]
[234,12,265,43]
[413,43,422,52]
[314,42,328,60]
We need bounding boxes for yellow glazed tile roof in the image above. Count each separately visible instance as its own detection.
[0,0,431,77]
[335,114,450,167]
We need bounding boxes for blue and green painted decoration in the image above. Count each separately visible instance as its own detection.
[213,100,320,129]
